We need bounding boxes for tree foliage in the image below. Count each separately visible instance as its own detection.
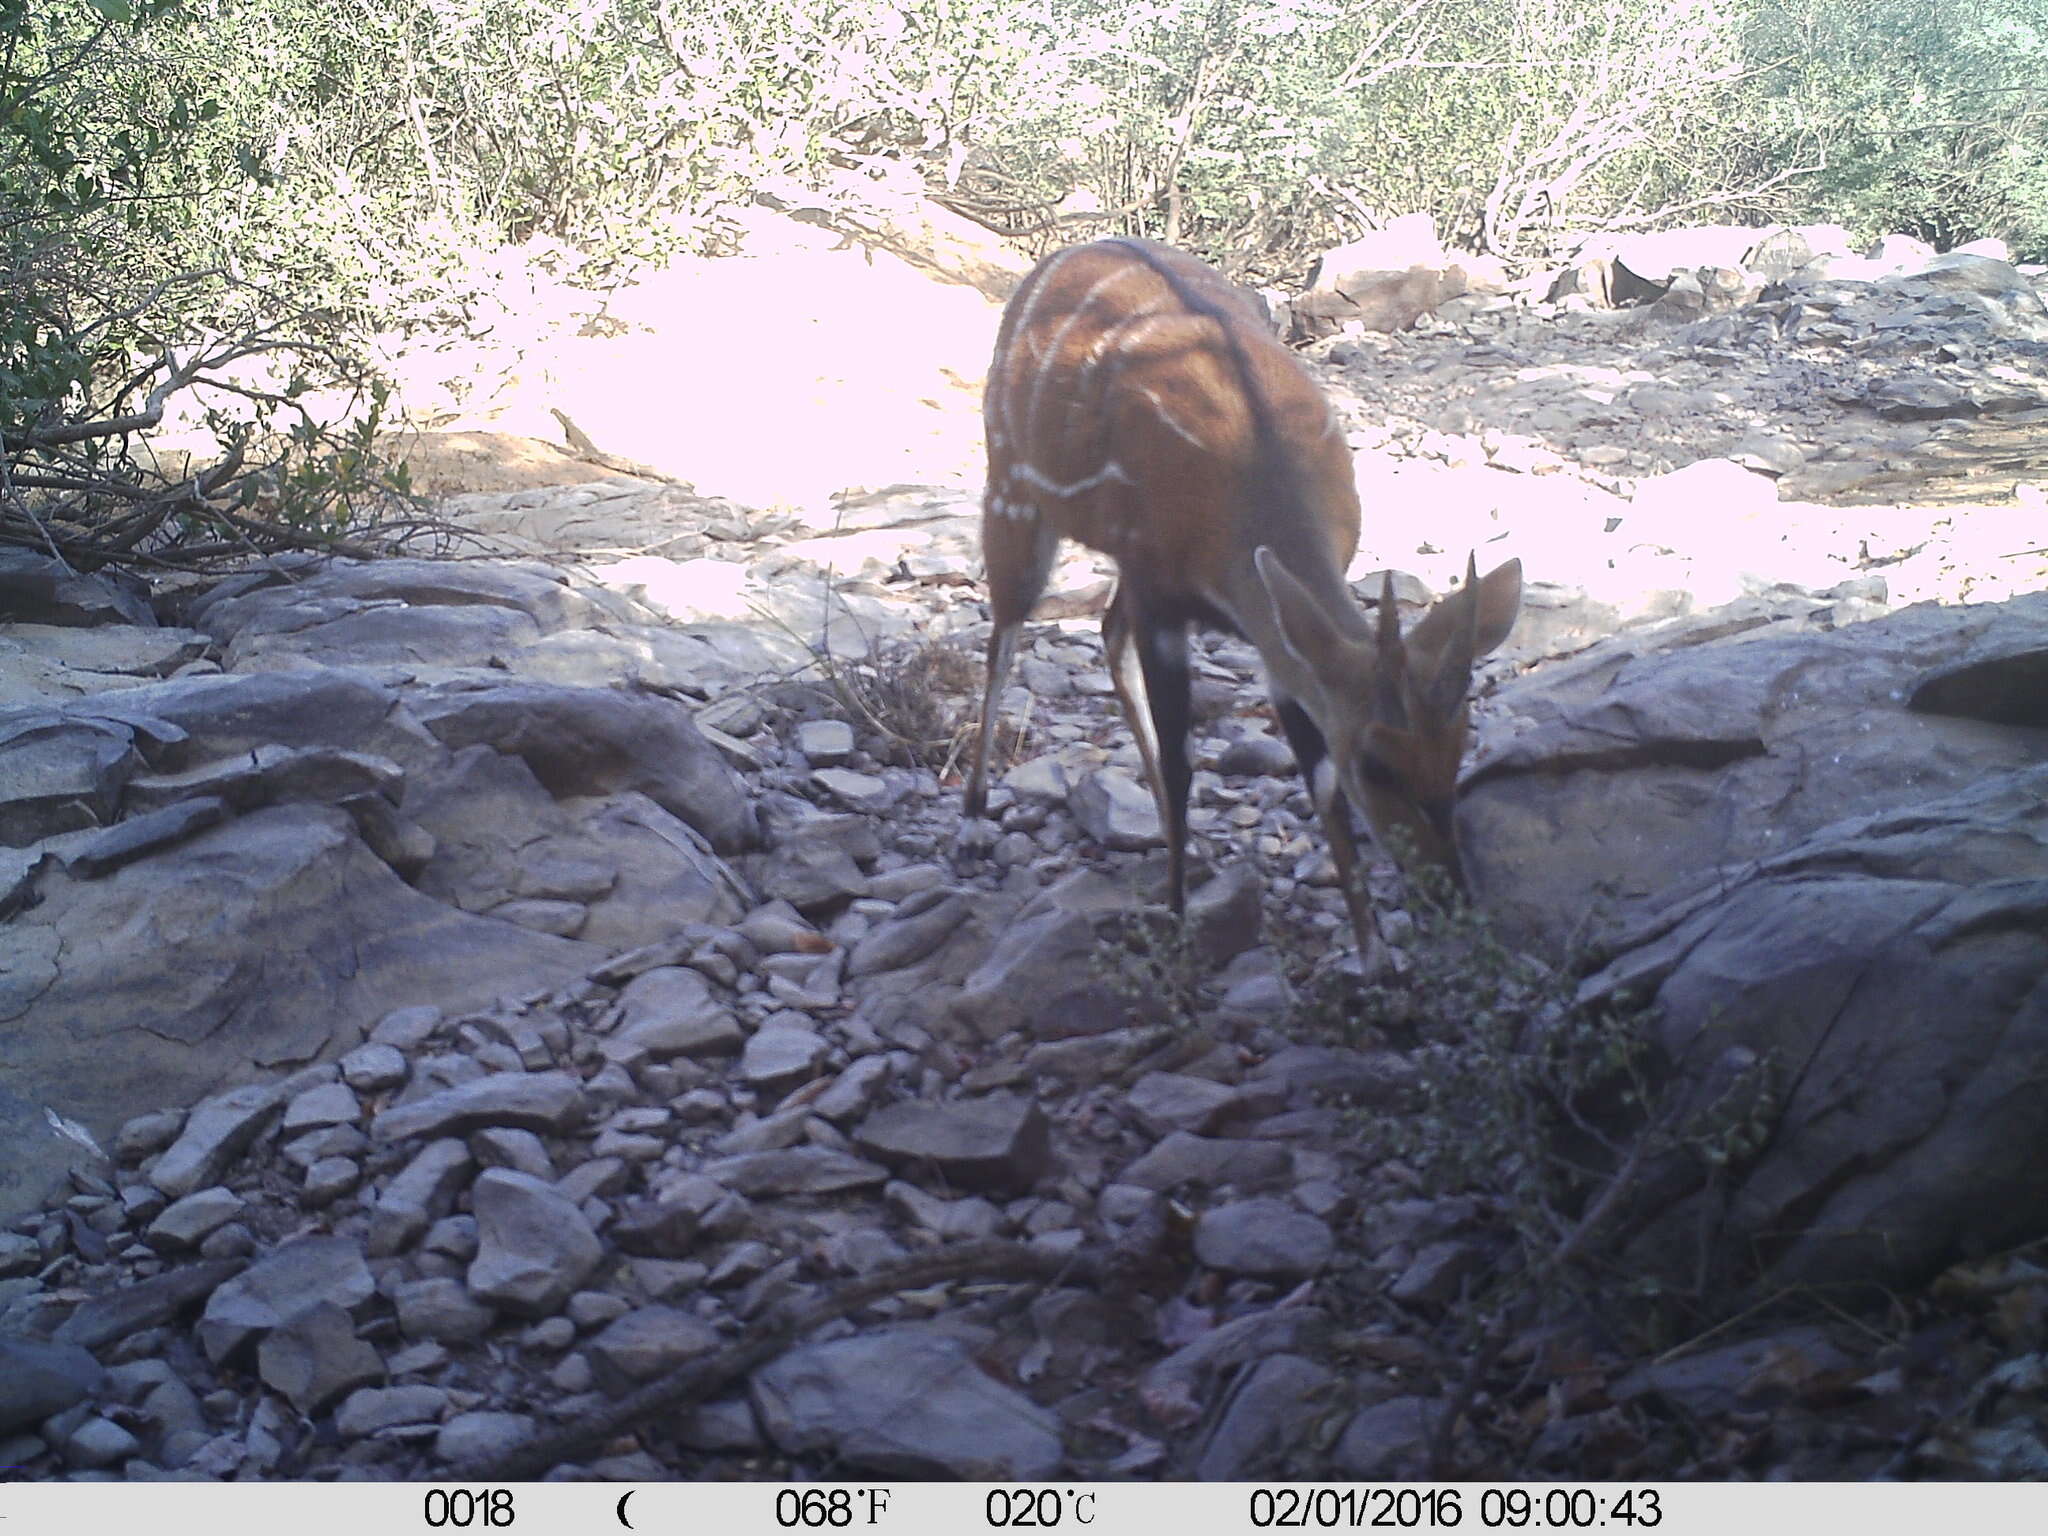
[3,0,2041,568]
[1744,0,2048,260]
[3,0,423,567]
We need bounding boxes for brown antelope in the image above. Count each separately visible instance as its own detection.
[963,238,1522,962]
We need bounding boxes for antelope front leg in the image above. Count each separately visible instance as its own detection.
[1275,698,1392,979]
[963,620,1021,822]
[964,506,1058,836]
[1104,587,1193,913]
[1315,789,1393,981]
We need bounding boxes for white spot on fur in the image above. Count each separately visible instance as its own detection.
[1029,264,1146,430]
[1008,247,1079,347]
[1013,460,1133,499]
[1137,385,1206,451]
[987,494,1037,522]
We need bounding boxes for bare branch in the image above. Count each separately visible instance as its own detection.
[1593,160,1825,232]
[2,350,200,451]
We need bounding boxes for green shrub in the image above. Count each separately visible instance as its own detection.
[1743,0,2048,259]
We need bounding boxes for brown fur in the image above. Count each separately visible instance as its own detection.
[967,239,1522,964]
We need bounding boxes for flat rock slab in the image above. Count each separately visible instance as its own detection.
[0,713,140,845]
[1464,590,2048,957]
[845,891,971,978]
[395,1277,498,1345]
[403,748,751,952]
[1142,1307,1327,1422]
[197,1236,374,1365]
[0,551,152,628]
[1127,1072,1238,1137]
[466,1168,602,1317]
[436,1411,537,1467]
[739,1025,829,1087]
[0,1337,106,1435]
[121,743,404,819]
[2,803,600,1228]
[751,1328,1064,1479]
[146,1185,246,1251]
[613,968,743,1060]
[367,1138,475,1257]
[59,1415,141,1469]
[701,1147,890,1197]
[1333,1395,1446,1479]
[794,720,854,766]
[1070,767,1163,851]
[586,1306,721,1394]
[408,680,757,854]
[951,906,1127,1043]
[71,666,439,773]
[752,836,868,915]
[1612,1326,1851,1417]
[283,1080,362,1134]
[1585,763,2048,1292]
[51,1259,246,1351]
[257,1300,386,1414]
[854,1094,1051,1194]
[335,1383,449,1439]
[1193,1198,1336,1279]
[1194,1353,1338,1480]
[149,1084,284,1199]
[1119,1132,1293,1192]
[373,1072,588,1143]
[192,556,633,680]
[66,793,228,877]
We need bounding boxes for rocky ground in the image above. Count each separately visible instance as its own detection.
[3,209,2046,1483]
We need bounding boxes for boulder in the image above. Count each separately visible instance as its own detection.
[854,1094,1051,1193]
[1463,592,2048,956]
[466,1168,603,1316]
[0,622,208,706]
[408,680,757,853]
[72,667,442,775]
[0,713,142,845]
[0,550,152,628]
[751,1328,1063,1479]
[950,871,1157,1042]
[1469,590,2048,1293]
[1296,217,1468,337]
[403,746,750,946]
[0,804,598,1226]
[1584,764,2048,1293]
[0,1338,106,1434]
[196,1235,374,1364]
[190,556,625,673]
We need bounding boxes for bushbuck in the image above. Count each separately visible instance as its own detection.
[963,238,1522,962]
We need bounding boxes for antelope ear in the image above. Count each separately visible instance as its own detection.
[1468,558,1523,655]
[1254,546,1353,679]
[1407,556,1525,673]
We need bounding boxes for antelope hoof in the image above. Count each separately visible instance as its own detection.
[1352,929,1398,985]
[1317,937,1397,991]
[951,815,1000,862]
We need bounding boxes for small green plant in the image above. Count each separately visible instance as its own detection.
[1095,906,1207,1034]
[1294,859,1780,1340]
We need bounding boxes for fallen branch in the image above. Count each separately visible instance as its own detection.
[1,348,201,452]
